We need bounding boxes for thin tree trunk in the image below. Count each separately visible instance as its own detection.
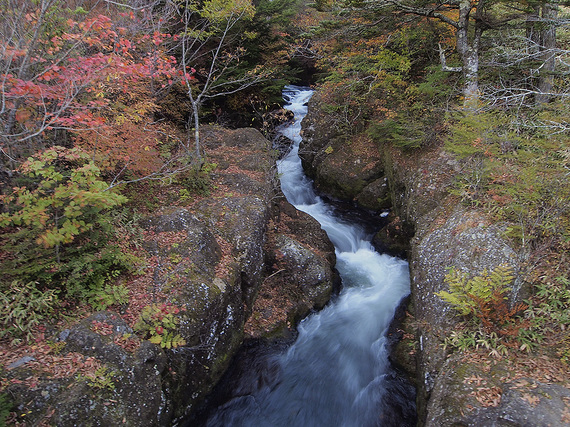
[192,101,201,161]
[536,3,557,104]
[526,6,541,56]
[456,0,481,108]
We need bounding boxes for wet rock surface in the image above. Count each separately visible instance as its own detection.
[301,89,570,426]
[244,197,340,338]
[4,127,339,425]
[300,91,386,209]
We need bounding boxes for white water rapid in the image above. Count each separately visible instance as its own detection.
[198,86,415,426]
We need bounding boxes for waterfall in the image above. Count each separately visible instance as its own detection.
[197,85,416,426]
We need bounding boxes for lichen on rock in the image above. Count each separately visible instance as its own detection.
[301,86,568,427]
[2,126,340,425]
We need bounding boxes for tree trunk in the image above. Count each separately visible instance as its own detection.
[536,3,557,104]
[526,6,541,56]
[192,101,201,161]
[456,0,482,108]
[461,48,480,107]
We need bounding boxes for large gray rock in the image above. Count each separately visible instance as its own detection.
[245,198,340,338]
[6,312,167,426]
[273,233,334,308]
[426,354,570,426]
[409,205,520,422]
[299,92,385,207]
[138,128,276,419]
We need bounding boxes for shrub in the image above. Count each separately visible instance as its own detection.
[437,265,530,355]
[135,303,187,349]
[0,147,138,300]
[0,146,126,250]
[88,284,130,311]
[175,162,217,197]
[0,281,59,345]
[531,276,570,329]
[0,393,12,426]
[445,109,570,249]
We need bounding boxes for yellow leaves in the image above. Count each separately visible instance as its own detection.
[149,335,162,345]
[115,114,127,126]
[111,100,158,126]
[1,147,125,250]
[201,0,255,23]
[438,264,516,317]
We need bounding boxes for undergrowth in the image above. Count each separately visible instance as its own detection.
[0,148,146,344]
[0,281,59,346]
[77,366,117,392]
[438,265,531,355]
[135,303,187,349]
[446,107,570,250]
[0,393,12,427]
[439,263,570,358]
[441,105,570,358]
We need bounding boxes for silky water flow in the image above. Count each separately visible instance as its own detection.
[197,86,416,427]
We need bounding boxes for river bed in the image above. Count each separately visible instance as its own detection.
[190,86,416,426]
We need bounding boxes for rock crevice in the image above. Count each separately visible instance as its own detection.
[5,127,339,426]
[299,90,567,426]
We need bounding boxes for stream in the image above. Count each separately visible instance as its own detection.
[194,86,416,426]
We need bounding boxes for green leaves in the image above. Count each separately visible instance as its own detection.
[0,146,138,301]
[1,147,126,248]
[445,106,570,249]
[135,303,187,349]
[437,265,536,355]
[438,264,516,318]
[77,366,117,392]
[88,284,130,311]
[201,0,255,22]
[531,277,570,330]
[0,281,59,345]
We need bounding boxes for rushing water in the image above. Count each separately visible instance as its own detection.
[197,86,416,426]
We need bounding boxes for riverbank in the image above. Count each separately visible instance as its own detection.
[1,123,339,425]
[299,89,570,426]
[186,86,416,426]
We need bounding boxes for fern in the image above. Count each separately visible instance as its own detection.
[88,284,130,311]
[437,265,531,355]
[438,264,516,319]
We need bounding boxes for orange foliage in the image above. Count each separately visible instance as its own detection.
[73,79,167,176]
[2,5,179,174]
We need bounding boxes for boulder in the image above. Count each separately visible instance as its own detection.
[299,92,385,208]
[245,197,340,338]
[6,312,167,426]
[426,353,570,426]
